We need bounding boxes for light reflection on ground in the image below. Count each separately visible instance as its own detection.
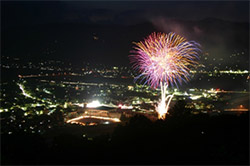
[66,115,121,126]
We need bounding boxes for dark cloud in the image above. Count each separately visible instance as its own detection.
[88,9,115,23]
[148,16,203,41]
[149,17,187,36]
[114,9,147,25]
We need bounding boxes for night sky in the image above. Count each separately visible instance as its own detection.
[2,1,249,28]
[2,1,249,65]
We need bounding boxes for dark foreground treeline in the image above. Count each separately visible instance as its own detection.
[1,111,249,165]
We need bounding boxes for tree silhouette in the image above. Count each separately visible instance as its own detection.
[168,100,191,117]
[51,106,64,126]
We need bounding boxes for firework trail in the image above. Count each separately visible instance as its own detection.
[130,32,201,119]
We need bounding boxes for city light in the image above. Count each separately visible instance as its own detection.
[118,104,133,109]
[190,95,202,100]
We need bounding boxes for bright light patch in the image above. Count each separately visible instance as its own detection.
[86,100,101,108]
[190,95,202,100]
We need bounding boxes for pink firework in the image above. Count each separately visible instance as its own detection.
[129,32,201,119]
[130,32,201,89]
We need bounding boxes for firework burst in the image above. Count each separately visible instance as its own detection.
[130,32,201,119]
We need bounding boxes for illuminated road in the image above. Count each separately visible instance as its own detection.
[224,108,248,111]
[18,83,35,99]
[17,83,57,115]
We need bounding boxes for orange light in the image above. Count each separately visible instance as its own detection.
[66,115,121,126]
